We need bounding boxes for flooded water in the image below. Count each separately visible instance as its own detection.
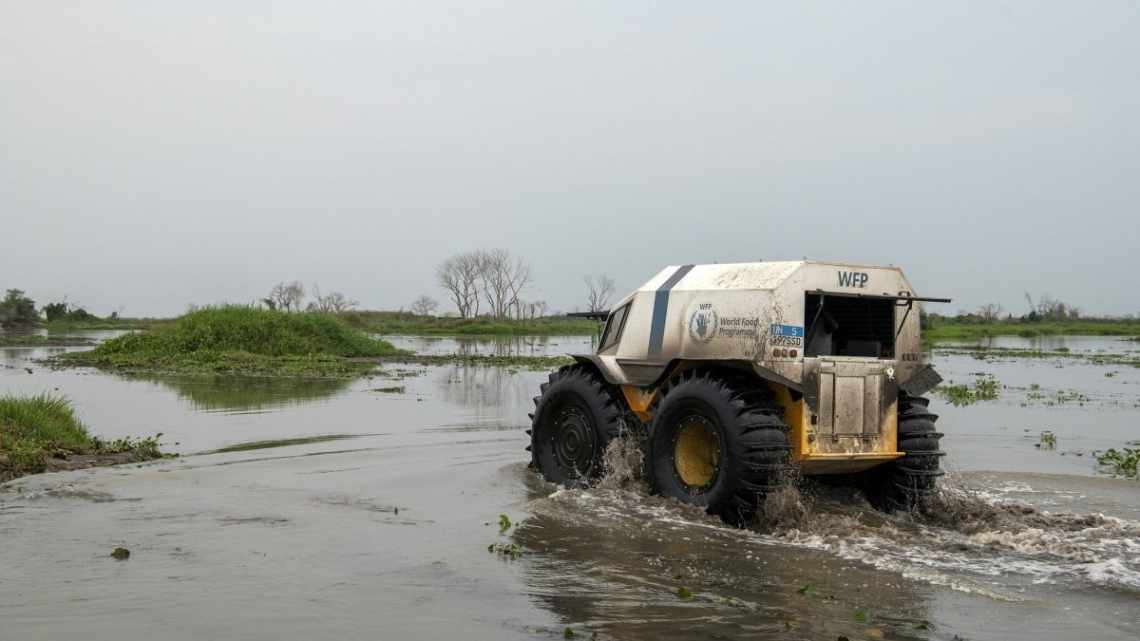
[1,334,1138,640]
[379,334,597,357]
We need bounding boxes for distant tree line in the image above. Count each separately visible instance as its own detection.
[926,292,1094,327]
[0,289,106,328]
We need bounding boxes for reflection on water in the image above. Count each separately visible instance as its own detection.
[434,363,537,421]
[126,374,354,414]
[0,330,131,368]
[381,334,595,357]
[937,334,1137,353]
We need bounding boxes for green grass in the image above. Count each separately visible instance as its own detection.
[61,306,406,378]
[0,394,162,480]
[0,394,93,453]
[338,311,599,336]
[925,318,1140,342]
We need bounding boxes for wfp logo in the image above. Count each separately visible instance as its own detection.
[689,305,718,343]
[838,271,869,288]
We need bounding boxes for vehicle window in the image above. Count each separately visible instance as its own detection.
[599,303,630,352]
[804,293,895,358]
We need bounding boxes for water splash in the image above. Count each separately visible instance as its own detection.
[597,433,646,491]
[531,469,1140,597]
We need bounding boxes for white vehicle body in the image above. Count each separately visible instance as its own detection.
[576,261,944,472]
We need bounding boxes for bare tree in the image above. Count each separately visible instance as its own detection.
[977,303,1003,322]
[268,281,305,312]
[524,299,547,320]
[437,252,482,318]
[505,257,531,319]
[479,249,531,319]
[307,284,358,313]
[1036,295,1079,321]
[266,284,286,311]
[327,292,357,313]
[583,274,615,313]
[410,295,439,316]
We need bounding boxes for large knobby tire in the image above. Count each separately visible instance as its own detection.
[529,365,626,486]
[647,370,792,526]
[869,393,945,512]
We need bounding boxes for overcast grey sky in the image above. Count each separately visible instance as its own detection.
[3,2,1138,317]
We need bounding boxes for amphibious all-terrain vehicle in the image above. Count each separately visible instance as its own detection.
[528,261,950,525]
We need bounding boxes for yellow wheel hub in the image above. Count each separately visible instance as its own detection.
[674,417,719,488]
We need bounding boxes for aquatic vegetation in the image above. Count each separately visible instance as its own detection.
[1038,431,1057,450]
[1023,389,1089,406]
[937,383,978,405]
[498,513,512,531]
[1095,448,1138,479]
[0,394,164,481]
[935,376,1000,406]
[676,586,693,600]
[61,306,406,378]
[975,377,999,400]
[487,542,522,559]
[1053,390,1088,405]
[934,345,1140,369]
[110,547,130,560]
[94,434,164,460]
[854,608,870,623]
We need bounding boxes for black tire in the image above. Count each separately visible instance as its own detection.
[647,370,792,526]
[868,393,945,512]
[529,365,626,485]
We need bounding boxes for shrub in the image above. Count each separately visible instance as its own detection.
[89,305,397,360]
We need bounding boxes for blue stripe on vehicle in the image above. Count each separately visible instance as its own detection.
[647,264,694,357]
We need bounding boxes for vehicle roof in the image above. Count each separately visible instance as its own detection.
[637,260,904,292]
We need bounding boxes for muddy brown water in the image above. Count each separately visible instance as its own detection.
[1,334,1138,640]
